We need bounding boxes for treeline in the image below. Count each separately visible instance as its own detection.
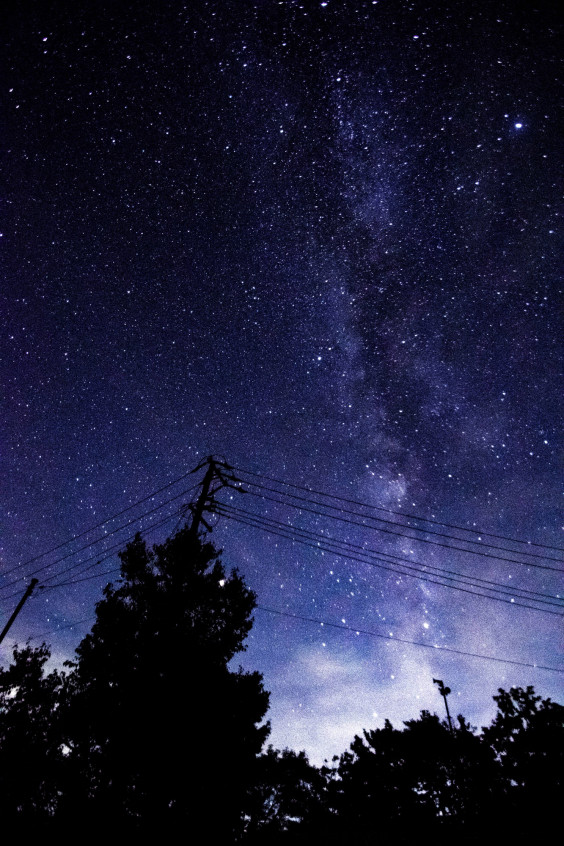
[0,527,561,841]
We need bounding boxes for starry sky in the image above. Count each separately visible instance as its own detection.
[1,0,562,763]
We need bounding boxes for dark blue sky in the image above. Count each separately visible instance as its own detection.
[1,0,562,761]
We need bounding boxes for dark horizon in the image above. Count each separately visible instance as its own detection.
[1,524,561,838]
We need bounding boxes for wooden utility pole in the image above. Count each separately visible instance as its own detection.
[188,456,217,539]
[187,456,245,539]
[433,677,454,733]
[0,578,39,646]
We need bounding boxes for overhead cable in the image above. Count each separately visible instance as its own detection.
[233,465,564,555]
[256,606,564,674]
[219,501,563,605]
[217,506,563,617]
[239,488,564,574]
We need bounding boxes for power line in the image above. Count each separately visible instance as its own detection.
[239,488,564,574]
[233,465,564,555]
[219,506,563,616]
[46,565,121,591]
[27,615,97,643]
[2,517,181,634]
[15,604,564,675]
[217,506,564,617]
[241,480,564,568]
[218,501,563,606]
[23,604,564,674]
[0,485,196,596]
[0,474,199,582]
[255,606,564,674]
[0,511,184,644]
[41,509,183,591]
[40,509,183,588]
[0,457,558,698]
[241,480,563,565]
[0,507,185,606]
[2,457,560,686]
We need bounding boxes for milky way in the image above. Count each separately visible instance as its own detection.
[1,0,562,762]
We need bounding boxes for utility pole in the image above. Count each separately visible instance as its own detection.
[188,456,217,540]
[187,456,245,540]
[433,677,454,733]
[0,578,39,646]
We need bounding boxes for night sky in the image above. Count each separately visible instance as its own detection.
[2,0,562,763]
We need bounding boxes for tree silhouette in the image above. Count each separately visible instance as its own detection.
[61,527,270,837]
[482,685,564,836]
[323,707,504,842]
[329,715,448,842]
[1,526,560,841]
[0,643,64,832]
[245,745,327,842]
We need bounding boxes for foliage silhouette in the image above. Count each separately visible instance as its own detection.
[482,685,564,836]
[0,643,64,831]
[0,524,561,840]
[60,527,270,837]
[309,689,560,844]
[245,745,327,842]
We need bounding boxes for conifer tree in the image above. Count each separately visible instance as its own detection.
[61,526,270,837]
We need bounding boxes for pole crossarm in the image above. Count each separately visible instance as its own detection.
[185,456,246,539]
